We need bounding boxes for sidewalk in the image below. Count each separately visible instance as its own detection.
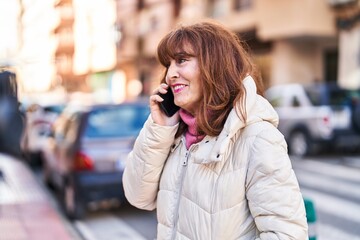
[0,154,82,240]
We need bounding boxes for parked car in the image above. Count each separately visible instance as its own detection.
[265,82,360,156]
[22,103,65,166]
[41,101,150,219]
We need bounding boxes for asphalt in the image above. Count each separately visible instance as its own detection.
[0,153,83,240]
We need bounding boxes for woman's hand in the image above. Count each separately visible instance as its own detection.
[149,83,180,126]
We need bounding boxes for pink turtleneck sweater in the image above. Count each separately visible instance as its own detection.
[179,109,205,149]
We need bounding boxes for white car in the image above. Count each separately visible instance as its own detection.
[22,103,64,166]
[265,83,360,156]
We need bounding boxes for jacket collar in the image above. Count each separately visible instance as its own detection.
[192,76,279,164]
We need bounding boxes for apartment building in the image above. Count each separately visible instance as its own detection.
[115,0,178,98]
[53,0,358,97]
[128,0,340,92]
[0,0,57,94]
[54,0,87,92]
[54,0,118,99]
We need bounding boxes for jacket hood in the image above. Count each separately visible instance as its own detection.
[193,75,279,164]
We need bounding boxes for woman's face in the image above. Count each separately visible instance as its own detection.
[165,47,201,115]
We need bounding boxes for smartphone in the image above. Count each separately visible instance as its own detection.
[158,89,180,117]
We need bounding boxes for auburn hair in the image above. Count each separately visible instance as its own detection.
[157,20,263,137]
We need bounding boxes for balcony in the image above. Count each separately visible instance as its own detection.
[255,0,336,40]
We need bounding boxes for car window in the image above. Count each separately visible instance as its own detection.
[268,96,282,107]
[291,96,301,107]
[43,105,65,114]
[329,89,360,106]
[328,89,350,106]
[265,88,282,107]
[348,90,360,106]
[84,105,149,138]
[305,85,360,107]
[304,87,323,106]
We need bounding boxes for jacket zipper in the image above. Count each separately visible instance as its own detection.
[171,150,190,240]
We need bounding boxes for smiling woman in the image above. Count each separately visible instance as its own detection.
[123,20,308,240]
[162,47,201,115]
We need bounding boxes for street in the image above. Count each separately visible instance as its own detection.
[41,154,360,240]
[292,154,360,240]
[1,1,359,239]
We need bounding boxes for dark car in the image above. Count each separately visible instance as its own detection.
[306,82,360,131]
[42,101,150,219]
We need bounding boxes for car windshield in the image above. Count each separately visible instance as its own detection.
[84,104,149,138]
[305,84,360,107]
[43,105,65,114]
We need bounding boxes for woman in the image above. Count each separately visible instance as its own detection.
[123,21,308,239]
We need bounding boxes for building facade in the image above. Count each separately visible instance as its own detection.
[53,0,359,98]
[54,0,84,92]
[129,0,338,91]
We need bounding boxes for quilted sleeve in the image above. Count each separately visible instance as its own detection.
[245,126,308,240]
[122,116,179,210]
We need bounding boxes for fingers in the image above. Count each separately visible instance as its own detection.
[150,83,167,107]
[152,83,169,95]
[149,84,179,126]
[150,83,169,105]
[149,94,163,104]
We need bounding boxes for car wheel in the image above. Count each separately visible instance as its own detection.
[288,130,311,157]
[61,175,85,219]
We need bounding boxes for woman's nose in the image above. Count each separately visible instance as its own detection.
[166,63,179,81]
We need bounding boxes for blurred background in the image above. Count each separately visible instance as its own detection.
[1,0,359,105]
[0,0,359,240]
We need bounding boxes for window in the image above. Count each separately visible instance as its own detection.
[56,54,73,73]
[59,4,74,20]
[291,97,301,107]
[234,0,252,11]
[324,50,338,83]
[305,84,360,106]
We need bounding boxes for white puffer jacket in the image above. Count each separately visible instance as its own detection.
[123,76,308,240]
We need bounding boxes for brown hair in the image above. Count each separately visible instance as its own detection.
[157,20,263,137]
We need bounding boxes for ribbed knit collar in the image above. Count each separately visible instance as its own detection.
[179,109,205,149]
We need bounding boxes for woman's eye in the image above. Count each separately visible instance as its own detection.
[177,58,186,64]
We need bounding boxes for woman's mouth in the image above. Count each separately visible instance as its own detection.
[173,84,186,93]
